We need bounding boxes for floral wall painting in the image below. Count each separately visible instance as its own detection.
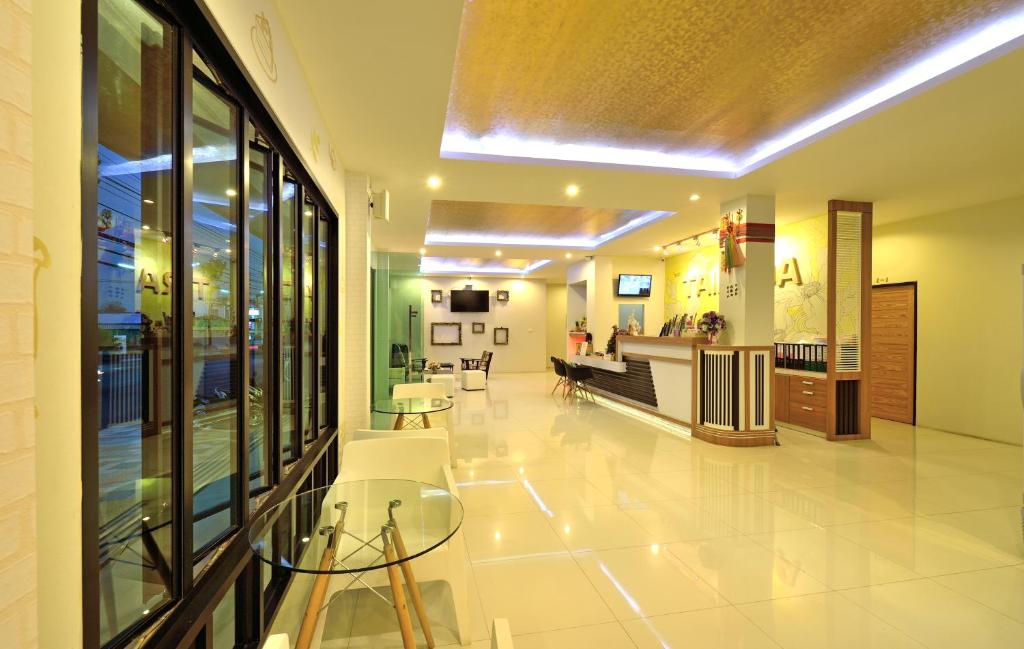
[774,215,828,342]
[250,12,278,82]
[618,304,644,335]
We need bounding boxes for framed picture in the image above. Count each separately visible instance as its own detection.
[493,327,509,345]
[472,322,485,334]
[618,303,645,333]
[430,322,462,345]
[496,290,509,302]
[430,289,443,304]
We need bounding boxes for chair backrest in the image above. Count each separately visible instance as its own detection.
[490,619,514,648]
[340,437,449,485]
[393,382,446,400]
[567,364,593,380]
[262,634,290,649]
[480,350,494,376]
[552,357,566,378]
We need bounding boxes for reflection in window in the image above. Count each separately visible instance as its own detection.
[281,178,298,460]
[191,75,239,552]
[317,216,329,431]
[95,0,175,641]
[302,199,316,442]
[248,138,271,492]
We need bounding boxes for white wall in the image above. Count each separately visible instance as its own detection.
[567,256,665,347]
[545,284,567,366]
[422,277,548,373]
[2,1,39,645]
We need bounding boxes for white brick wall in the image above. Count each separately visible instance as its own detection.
[0,0,37,646]
[342,172,371,433]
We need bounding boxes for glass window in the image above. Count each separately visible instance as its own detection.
[317,215,329,431]
[302,198,316,442]
[248,139,271,493]
[191,75,240,552]
[211,584,236,649]
[95,0,176,642]
[281,178,299,461]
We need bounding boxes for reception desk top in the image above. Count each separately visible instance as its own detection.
[617,335,706,347]
[570,355,627,373]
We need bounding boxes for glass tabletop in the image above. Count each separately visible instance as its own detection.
[371,397,453,415]
[248,479,463,574]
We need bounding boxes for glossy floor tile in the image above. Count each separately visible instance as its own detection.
[323,372,1024,647]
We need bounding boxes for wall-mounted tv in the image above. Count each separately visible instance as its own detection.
[450,289,490,312]
[617,274,652,297]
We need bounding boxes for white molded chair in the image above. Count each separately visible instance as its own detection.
[353,427,453,468]
[325,437,471,646]
[491,619,514,648]
[262,633,289,649]
[392,382,456,466]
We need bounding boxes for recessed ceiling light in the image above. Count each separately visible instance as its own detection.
[143,198,155,205]
[653,245,662,252]
[141,224,151,231]
[426,175,443,190]
[225,248,232,254]
[304,209,313,216]
[419,247,426,255]
[564,252,572,259]
[689,193,701,202]
[565,183,580,197]
[225,188,238,197]
[494,249,502,257]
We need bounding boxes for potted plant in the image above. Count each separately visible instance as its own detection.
[697,311,726,344]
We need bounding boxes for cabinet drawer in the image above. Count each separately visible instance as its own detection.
[790,375,827,391]
[788,403,827,431]
[790,386,827,407]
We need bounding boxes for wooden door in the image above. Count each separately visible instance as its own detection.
[870,284,916,423]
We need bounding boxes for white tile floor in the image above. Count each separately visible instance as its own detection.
[326,372,1024,648]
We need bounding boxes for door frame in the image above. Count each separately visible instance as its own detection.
[871,281,918,425]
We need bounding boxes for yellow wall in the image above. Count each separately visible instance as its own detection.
[664,245,719,320]
[545,283,567,366]
[774,215,829,342]
[873,196,1024,445]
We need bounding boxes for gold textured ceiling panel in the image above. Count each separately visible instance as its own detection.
[428,200,661,238]
[447,0,1024,155]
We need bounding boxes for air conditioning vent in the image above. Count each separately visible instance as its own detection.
[371,190,389,222]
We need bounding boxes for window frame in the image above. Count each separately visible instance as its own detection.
[81,1,341,647]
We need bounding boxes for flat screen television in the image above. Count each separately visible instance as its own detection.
[450,289,490,312]
[617,274,652,297]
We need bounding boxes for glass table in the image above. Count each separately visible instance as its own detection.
[249,480,464,649]
[372,397,453,430]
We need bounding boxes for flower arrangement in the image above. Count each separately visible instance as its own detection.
[427,362,442,372]
[697,311,726,343]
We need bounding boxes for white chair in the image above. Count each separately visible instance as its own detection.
[461,369,486,391]
[393,382,456,466]
[491,619,514,648]
[325,437,471,646]
[262,633,289,649]
[427,373,456,397]
[353,427,453,468]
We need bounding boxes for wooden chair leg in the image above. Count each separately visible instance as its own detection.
[382,526,416,649]
[388,517,435,648]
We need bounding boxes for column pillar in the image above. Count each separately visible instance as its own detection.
[342,172,372,432]
[718,195,775,346]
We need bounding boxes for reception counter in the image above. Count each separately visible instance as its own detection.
[573,335,776,446]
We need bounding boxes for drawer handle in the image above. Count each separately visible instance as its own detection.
[801,390,815,396]
[801,406,814,412]
[801,380,814,386]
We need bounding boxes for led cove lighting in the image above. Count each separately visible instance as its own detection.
[424,210,673,249]
[418,258,552,275]
[441,12,1024,176]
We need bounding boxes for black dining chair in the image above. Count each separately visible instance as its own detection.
[566,363,595,402]
[551,356,568,395]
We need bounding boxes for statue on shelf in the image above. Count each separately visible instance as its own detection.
[626,310,641,336]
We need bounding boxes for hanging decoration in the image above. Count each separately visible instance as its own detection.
[719,208,746,271]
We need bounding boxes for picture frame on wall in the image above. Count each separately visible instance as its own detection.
[472,322,485,334]
[431,289,443,304]
[430,322,462,345]
[496,290,509,302]
[494,327,509,345]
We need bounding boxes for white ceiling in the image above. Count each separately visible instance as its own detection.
[275,1,1024,280]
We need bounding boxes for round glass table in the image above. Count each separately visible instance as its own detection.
[371,397,453,430]
[249,480,464,649]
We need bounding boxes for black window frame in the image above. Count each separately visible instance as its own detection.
[81,1,341,647]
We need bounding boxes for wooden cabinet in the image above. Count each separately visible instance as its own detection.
[775,373,829,433]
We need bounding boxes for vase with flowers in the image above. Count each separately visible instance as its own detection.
[697,311,726,344]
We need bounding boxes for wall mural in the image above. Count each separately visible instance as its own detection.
[662,215,828,343]
[774,215,828,342]
[250,12,278,82]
